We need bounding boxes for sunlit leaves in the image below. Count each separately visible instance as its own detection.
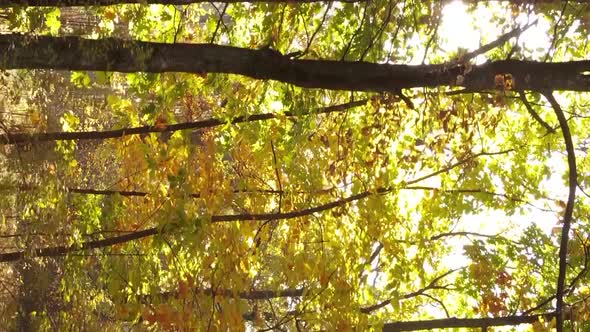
[3,0,590,331]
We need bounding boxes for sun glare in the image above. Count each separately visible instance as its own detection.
[440,1,481,53]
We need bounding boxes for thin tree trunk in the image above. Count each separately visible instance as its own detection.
[0,99,367,144]
[0,0,359,6]
[0,34,589,92]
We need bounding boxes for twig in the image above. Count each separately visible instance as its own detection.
[300,1,333,57]
[340,0,369,61]
[359,0,394,61]
[209,3,229,44]
[544,1,568,62]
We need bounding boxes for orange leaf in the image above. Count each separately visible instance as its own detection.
[155,115,167,131]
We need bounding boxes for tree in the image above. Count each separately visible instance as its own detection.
[1,34,590,92]
[0,0,589,331]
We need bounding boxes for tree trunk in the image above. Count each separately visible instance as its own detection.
[0,0,359,6]
[1,34,588,92]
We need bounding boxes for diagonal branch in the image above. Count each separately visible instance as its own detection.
[208,3,229,44]
[359,0,394,61]
[0,228,158,263]
[339,0,369,61]
[543,91,577,332]
[360,268,460,314]
[455,19,537,64]
[0,99,368,145]
[359,242,383,278]
[300,1,332,57]
[0,149,507,262]
[518,90,555,134]
[403,149,514,186]
[524,238,588,315]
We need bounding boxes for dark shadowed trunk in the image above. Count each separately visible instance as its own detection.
[0,34,589,92]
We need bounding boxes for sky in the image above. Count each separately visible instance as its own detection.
[435,0,564,237]
[440,0,553,62]
[380,2,569,325]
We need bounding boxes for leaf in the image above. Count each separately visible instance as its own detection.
[71,71,91,88]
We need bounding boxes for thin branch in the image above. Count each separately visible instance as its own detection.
[0,150,503,262]
[300,2,332,57]
[565,232,590,297]
[428,231,500,242]
[1,0,362,5]
[172,6,188,43]
[524,238,588,315]
[152,287,305,301]
[209,188,389,223]
[523,295,555,316]
[359,0,394,61]
[68,187,283,197]
[421,9,441,65]
[360,268,460,314]
[381,312,558,332]
[403,185,554,212]
[543,1,569,62]
[0,228,159,263]
[209,3,229,44]
[0,99,368,145]
[421,293,450,318]
[340,0,369,61]
[577,184,590,198]
[543,91,577,332]
[396,89,415,109]
[67,185,347,197]
[270,140,283,212]
[456,19,538,64]
[389,230,512,246]
[403,149,514,186]
[359,242,383,278]
[518,90,555,134]
[367,242,383,265]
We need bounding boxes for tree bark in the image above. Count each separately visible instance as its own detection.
[1,34,589,92]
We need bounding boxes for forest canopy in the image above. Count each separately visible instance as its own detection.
[0,0,589,331]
